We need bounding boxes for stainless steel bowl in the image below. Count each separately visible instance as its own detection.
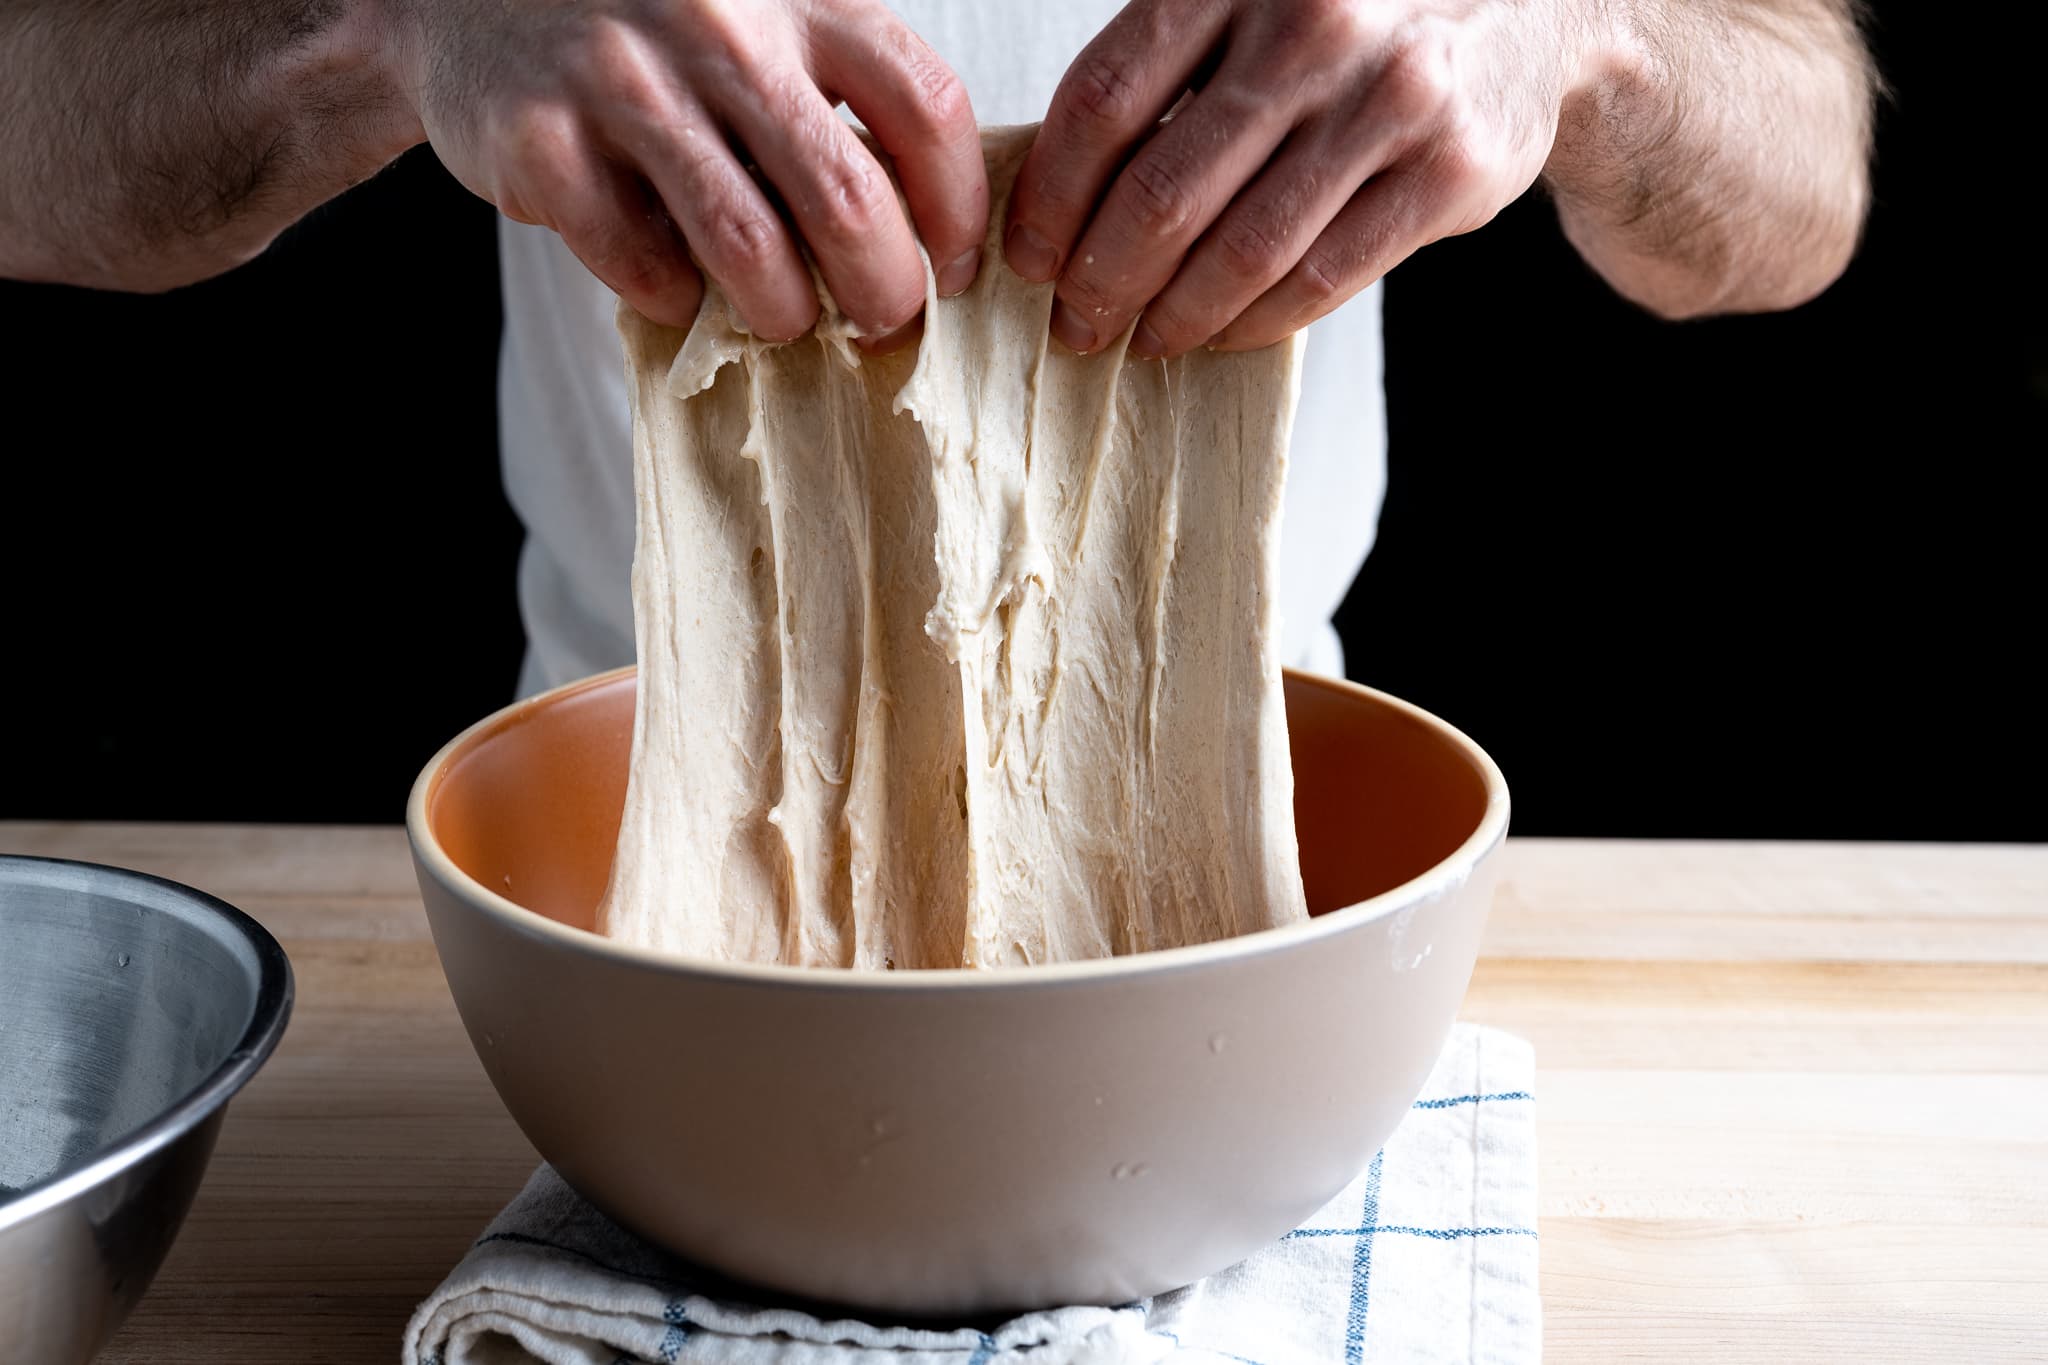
[0,856,293,1364]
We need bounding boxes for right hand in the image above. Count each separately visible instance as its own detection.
[401,0,988,346]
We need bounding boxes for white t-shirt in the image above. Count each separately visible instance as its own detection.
[498,1,1386,698]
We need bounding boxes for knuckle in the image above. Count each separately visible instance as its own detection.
[1057,270,1120,322]
[699,201,782,269]
[1428,120,1491,197]
[749,62,816,129]
[812,151,891,239]
[746,67,893,240]
[607,246,670,303]
[1121,152,1200,237]
[665,133,731,195]
[1251,0,1367,92]
[498,106,576,178]
[1300,0,1365,29]
[1213,211,1288,281]
[1063,53,1148,128]
[690,0,754,55]
[1436,148,1482,200]
[1140,295,1203,349]
[1271,0,1367,52]
[571,19,680,130]
[568,213,661,297]
[895,41,973,136]
[1292,245,1348,306]
[1376,26,1458,126]
[581,18,649,89]
[494,109,584,215]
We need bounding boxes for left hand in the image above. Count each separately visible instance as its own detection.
[1004,0,1605,357]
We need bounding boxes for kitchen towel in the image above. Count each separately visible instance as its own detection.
[406,1023,1538,1365]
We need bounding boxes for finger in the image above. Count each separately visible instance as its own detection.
[855,311,923,357]
[1130,119,1402,358]
[1005,0,1231,283]
[562,175,704,332]
[605,94,820,342]
[1047,66,1297,355]
[505,112,704,329]
[809,3,988,298]
[717,65,927,336]
[1208,163,1441,352]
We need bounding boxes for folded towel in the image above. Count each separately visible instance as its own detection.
[407,1023,1538,1365]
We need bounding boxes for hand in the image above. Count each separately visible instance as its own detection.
[402,0,989,345]
[1004,0,1607,357]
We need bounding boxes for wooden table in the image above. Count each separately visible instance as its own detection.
[4,824,2043,1362]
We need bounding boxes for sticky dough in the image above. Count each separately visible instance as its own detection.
[598,125,1308,969]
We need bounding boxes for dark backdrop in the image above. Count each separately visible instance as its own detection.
[3,2,2040,837]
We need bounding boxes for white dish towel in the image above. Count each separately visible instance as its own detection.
[407,1023,1538,1365]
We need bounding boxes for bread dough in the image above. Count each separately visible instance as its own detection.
[598,126,1308,968]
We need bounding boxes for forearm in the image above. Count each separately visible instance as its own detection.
[1546,0,1875,319]
[0,0,422,290]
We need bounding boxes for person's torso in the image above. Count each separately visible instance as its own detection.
[499,1,1385,696]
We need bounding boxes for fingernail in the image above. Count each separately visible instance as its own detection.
[1130,319,1166,358]
[936,248,981,297]
[1051,298,1098,353]
[857,315,924,356]
[1006,223,1059,282]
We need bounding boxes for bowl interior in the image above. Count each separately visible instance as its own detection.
[426,669,1496,935]
[0,863,267,1200]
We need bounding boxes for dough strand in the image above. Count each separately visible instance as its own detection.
[599,126,1308,968]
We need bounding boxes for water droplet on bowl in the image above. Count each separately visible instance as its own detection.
[115,953,130,968]
[1111,1162,1149,1181]
[1208,1033,1227,1054]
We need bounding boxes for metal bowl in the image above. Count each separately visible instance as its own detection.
[408,667,1508,1316]
[0,856,293,1364]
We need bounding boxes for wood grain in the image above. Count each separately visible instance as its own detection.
[2,824,2043,1362]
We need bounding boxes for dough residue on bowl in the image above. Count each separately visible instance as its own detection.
[599,125,1308,968]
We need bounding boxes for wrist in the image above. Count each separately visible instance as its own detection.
[1544,0,1666,200]
[368,0,432,133]
[287,0,428,164]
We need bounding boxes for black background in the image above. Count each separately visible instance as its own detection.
[2,2,2040,837]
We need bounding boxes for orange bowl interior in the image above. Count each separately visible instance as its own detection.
[426,670,1494,934]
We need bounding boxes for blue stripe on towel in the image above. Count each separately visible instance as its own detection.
[1290,1225,1538,1241]
[1410,1091,1533,1110]
[454,1077,1533,1365]
[1341,1150,1384,1365]
[656,1299,689,1361]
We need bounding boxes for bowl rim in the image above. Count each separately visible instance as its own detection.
[408,665,1510,990]
[0,857,295,1233]
[407,667,1515,986]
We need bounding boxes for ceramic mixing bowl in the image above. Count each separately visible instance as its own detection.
[407,666,1506,1315]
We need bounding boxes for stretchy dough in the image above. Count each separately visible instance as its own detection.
[598,126,1308,968]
